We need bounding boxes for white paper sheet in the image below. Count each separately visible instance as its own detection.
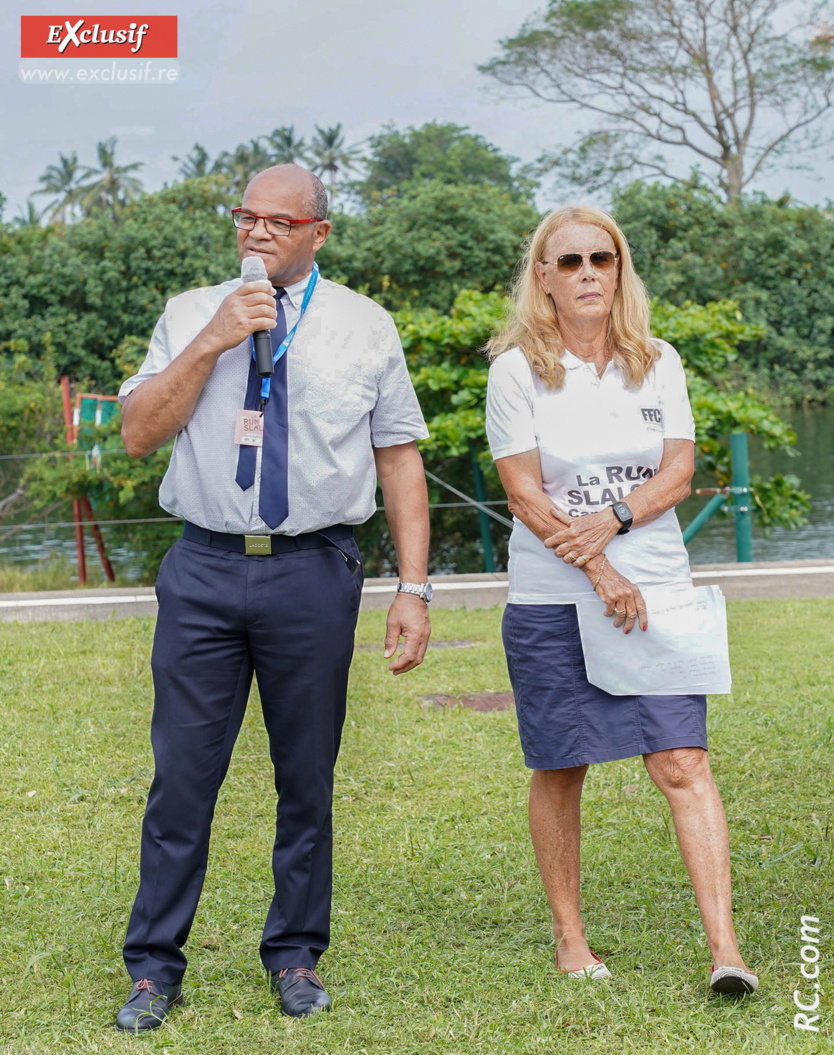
[576,583,732,696]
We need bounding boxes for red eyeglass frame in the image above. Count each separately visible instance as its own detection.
[231,208,319,229]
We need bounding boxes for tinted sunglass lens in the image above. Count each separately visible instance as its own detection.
[591,252,616,271]
[556,254,583,273]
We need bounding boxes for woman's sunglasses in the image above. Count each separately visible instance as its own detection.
[543,251,619,274]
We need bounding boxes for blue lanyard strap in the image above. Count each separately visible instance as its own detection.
[252,262,319,404]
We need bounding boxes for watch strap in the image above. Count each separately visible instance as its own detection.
[611,501,634,535]
[397,581,432,603]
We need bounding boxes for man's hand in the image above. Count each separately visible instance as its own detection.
[202,280,278,354]
[121,280,280,458]
[544,506,620,567]
[383,592,431,675]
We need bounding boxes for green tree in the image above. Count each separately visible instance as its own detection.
[649,299,810,530]
[19,413,179,580]
[78,138,144,221]
[0,177,236,389]
[352,121,534,204]
[318,180,540,311]
[265,126,307,165]
[172,142,216,180]
[13,201,45,228]
[34,151,91,224]
[214,140,273,197]
[306,124,362,203]
[613,178,834,398]
[480,0,834,201]
[0,341,65,528]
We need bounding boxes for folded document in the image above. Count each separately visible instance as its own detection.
[576,583,731,696]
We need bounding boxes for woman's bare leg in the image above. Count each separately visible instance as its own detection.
[528,765,598,971]
[643,747,747,968]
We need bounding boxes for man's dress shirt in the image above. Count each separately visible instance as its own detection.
[119,273,429,534]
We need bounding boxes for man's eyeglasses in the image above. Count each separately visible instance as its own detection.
[232,208,319,238]
[542,251,619,274]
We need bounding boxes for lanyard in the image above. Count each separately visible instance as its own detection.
[252,262,319,405]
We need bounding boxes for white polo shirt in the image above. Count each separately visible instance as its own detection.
[485,341,696,604]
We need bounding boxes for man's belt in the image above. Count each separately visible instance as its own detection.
[182,521,354,560]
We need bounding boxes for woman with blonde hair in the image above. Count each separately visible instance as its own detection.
[485,205,756,994]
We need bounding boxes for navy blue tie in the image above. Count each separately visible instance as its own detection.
[235,290,290,529]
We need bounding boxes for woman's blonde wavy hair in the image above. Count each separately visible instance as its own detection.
[486,205,658,390]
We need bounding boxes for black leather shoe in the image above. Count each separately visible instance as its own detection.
[273,967,331,1017]
[114,978,183,1032]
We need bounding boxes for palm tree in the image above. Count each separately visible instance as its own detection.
[13,201,45,228]
[34,151,91,223]
[214,140,273,197]
[172,142,216,180]
[306,124,363,203]
[78,138,144,221]
[265,126,307,165]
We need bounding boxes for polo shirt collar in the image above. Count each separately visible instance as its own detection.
[562,349,591,371]
[562,348,620,379]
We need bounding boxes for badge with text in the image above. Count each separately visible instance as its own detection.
[235,409,263,447]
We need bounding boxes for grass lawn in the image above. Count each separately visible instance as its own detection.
[0,600,832,1054]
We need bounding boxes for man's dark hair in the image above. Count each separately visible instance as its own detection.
[306,174,328,220]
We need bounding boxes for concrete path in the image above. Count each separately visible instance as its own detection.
[1,560,832,624]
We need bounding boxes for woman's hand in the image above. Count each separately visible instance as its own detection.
[583,557,648,634]
[544,507,620,568]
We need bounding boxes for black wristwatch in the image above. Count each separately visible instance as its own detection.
[611,501,634,535]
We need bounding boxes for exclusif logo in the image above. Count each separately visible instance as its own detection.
[20,16,177,57]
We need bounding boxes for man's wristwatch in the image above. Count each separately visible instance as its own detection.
[397,581,433,603]
[611,501,634,535]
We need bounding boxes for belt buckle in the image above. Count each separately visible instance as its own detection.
[244,535,272,555]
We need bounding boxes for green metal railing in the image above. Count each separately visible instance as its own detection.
[682,431,754,562]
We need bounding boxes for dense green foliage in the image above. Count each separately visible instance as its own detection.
[615,180,834,400]
[319,181,539,312]
[350,122,534,205]
[1,601,832,1052]
[0,178,235,389]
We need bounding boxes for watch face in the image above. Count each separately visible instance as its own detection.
[424,583,433,602]
[613,501,633,524]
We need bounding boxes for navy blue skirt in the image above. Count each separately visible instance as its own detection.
[502,603,708,770]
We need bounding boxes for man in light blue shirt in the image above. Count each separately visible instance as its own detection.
[114,164,431,1030]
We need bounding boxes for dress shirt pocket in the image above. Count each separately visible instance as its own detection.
[297,362,374,426]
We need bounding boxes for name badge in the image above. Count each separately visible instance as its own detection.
[235,409,264,447]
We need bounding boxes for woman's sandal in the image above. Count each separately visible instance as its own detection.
[558,951,612,980]
[709,965,759,995]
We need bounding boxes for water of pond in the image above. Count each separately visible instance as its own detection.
[1,407,831,578]
[681,405,834,565]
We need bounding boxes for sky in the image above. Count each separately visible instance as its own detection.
[3,0,833,221]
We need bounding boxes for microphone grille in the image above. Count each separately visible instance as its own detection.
[241,255,269,283]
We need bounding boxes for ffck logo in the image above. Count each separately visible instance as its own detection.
[20,16,177,58]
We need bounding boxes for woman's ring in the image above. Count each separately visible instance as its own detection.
[613,607,625,615]
[566,551,576,562]
[574,555,589,566]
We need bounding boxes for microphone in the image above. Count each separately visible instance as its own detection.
[241,255,275,378]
